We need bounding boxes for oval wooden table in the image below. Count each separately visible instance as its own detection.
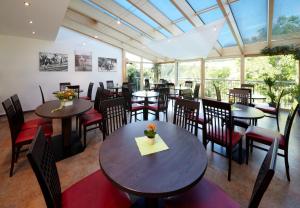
[36,99,92,160]
[232,103,265,119]
[99,121,208,207]
[133,91,159,120]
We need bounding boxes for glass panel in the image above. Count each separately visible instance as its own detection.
[158,28,172,38]
[205,58,240,100]
[143,63,155,88]
[158,63,176,84]
[272,0,300,38]
[186,0,216,11]
[126,63,141,91]
[126,52,141,62]
[178,61,201,86]
[230,0,267,44]
[245,55,297,108]
[149,0,183,20]
[176,19,194,32]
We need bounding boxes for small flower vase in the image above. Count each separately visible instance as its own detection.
[146,137,155,145]
[144,130,156,145]
[62,99,73,107]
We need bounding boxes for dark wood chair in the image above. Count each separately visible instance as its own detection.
[193,83,200,100]
[80,82,93,100]
[166,82,179,106]
[213,83,221,101]
[144,79,150,90]
[181,88,193,100]
[59,82,71,91]
[27,127,132,208]
[66,85,80,98]
[122,87,144,122]
[202,98,243,181]
[229,88,252,105]
[246,102,299,181]
[10,94,52,130]
[99,82,104,90]
[165,138,278,208]
[255,90,285,131]
[241,83,255,94]
[185,80,193,88]
[2,98,52,177]
[79,87,104,147]
[147,88,169,121]
[106,80,114,89]
[39,85,45,104]
[173,98,199,136]
[101,97,127,138]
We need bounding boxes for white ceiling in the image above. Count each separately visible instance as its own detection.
[0,0,70,40]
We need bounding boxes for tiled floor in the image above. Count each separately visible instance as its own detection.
[0,106,300,208]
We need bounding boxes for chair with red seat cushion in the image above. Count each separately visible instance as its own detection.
[246,102,299,181]
[79,87,104,147]
[147,87,169,121]
[80,82,93,100]
[10,94,52,130]
[122,87,144,122]
[27,127,132,208]
[2,98,52,177]
[173,98,199,136]
[255,90,285,131]
[165,139,278,208]
[202,98,243,181]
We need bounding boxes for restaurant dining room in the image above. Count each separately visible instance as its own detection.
[1,0,300,207]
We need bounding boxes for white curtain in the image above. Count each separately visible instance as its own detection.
[144,18,225,60]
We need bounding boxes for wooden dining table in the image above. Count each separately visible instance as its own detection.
[35,99,92,160]
[99,121,208,208]
[133,90,159,120]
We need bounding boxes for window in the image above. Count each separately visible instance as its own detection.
[186,0,216,11]
[126,52,141,90]
[178,61,201,86]
[159,63,176,84]
[143,62,155,87]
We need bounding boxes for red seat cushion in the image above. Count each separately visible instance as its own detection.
[255,105,276,114]
[80,96,90,100]
[165,178,239,208]
[16,125,52,144]
[84,108,98,115]
[80,112,103,126]
[245,126,285,149]
[22,118,52,130]
[197,114,204,125]
[62,170,131,208]
[132,104,144,111]
[147,105,158,111]
[207,128,242,147]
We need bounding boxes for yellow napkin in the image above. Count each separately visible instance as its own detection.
[135,134,169,156]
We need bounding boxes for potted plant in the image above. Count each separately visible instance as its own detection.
[263,76,277,107]
[55,89,76,107]
[144,123,157,145]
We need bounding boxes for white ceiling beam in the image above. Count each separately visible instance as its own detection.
[267,0,274,47]
[217,0,244,54]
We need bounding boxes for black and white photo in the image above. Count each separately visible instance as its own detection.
[75,52,92,71]
[98,57,117,72]
[39,52,68,71]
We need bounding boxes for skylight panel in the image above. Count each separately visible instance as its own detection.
[186,0,217,11]
[176,19,194,32]
[158,28,172,38]
[230,0,267,44]
[149,0,183,21]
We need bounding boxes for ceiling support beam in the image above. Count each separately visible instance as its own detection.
[217,0,244,54]
[267,0,274,47]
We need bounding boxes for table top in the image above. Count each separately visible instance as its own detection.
[175,86,191,90]
[133,90,159,98]
[35,99,92,119]
[232,104,264,119]
[99,121,207,197]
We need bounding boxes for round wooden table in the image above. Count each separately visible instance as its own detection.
[36,99,92,160]
[133,91,159,120]
[232,104,264,119]
[99,121,207,207]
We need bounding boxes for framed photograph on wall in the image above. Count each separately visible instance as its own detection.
[98,57,117,72]
[75,51,92,71]
[39,52,68,71]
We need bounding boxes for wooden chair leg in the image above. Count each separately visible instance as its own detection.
[228,148,232,181]
[15,146,21,162]
[250,140,253,153]
[165,110,168,122]
[212,142,214,152]
[10,148,16,177]
[155,112,159,120]
[130,111,132,123]
[276,115,280,132]
[83,126,87,148]
[135,111,137,122]
[284,149,291,181]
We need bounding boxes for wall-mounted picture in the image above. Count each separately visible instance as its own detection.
[98,57,117,72]
[39,52,68,71]
[75,52,92,71]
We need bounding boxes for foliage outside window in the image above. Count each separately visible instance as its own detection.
[178,61,201,87]
[158,63,176,84]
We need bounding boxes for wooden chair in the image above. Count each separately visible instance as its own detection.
[193,83,200,100]
[229,88,252,105]
[166,83,179,106]
[147,88,169,121]
[202,98,243,181]
[39,85,45,104]
[79,87,104,147]
[2,98,52,176]
[181,89,193,100]
[27,127,132,208]
[165,138,278,208]
[241,83,255,94]
[66,85,80,98]
[106,80,114,89]
[213,83,221,101]
[255,90,285,131]
[144,79,150,90]
[99,82,104,90]
[101,97,127,138]
[59,82,71,91]
[246,102,299,181]
[173,98,199,136]
[80,82,93,100]
[122,87,145,122]
[185,81,193,88]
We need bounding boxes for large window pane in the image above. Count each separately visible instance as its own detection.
[178,61,201,87]
[159,63,176,84]
[205,58,240,100]
[186,0,216,11]
[125,52,141,90]
[143,62,155,87]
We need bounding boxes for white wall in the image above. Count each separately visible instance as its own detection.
[0,27,122,115]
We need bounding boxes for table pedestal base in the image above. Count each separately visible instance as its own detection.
[50,131,84,161]
[132,197,164,208]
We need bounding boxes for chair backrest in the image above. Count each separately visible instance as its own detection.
[87,82,94,99]
[283,102,299,147]
[173,98,199,136]
[144,79,150,90]
[59,82,71,91]
[10,94,25,124]
[202,98,233,147]
[122,82,128,88]
[122,87,132,111]
[2,99,21,143]
[181,89,193,100]
[248,138,278,208]
[106,80,114,89]
[99,82,105,90]
[213,83,221,101]
[93,87,102,111]
[241,83,255,94]
[185,81,193,88]
[157,88,169,111]
[101,97,127,135]
[39,85,45,104]
[229,88,252,105]
[66,85,80,98]
[27,127,62,208]
[193,83,200,99]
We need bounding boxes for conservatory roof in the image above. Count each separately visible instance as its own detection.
[64,0,300,61]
